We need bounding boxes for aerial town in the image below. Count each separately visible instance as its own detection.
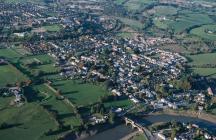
[0,0,216,140]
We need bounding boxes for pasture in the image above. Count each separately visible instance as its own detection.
[188,53,216,66]
[0,48,22,62]
[124,0,156,11]
[190,24,216,41]
[53,80,109,106]
[154,13,213,33]
[33,84,82,127]
[0,100,57,140]
[153,6,178,16]
[0,64,28,87]
[19,54,55,65]
[191,68,216,78]
[117,17,145,30]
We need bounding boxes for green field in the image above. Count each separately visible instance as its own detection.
[153,6,178,16]
[131,133,147,140]
[117,17,145,30]
[20,54,55,65]
[33,84,82,127]
[43,25,62,32]
[104,98,133,109]
[191,68,216,78]
[53,80,108,106]
[0,48,22,62]
[188,53,216,66]
[154,13,213,33]
[0,64,28,87]
[3,0,44,4]
[0,98,57,140]
[124,0,156,11]
[114,0,126,5]
[190,24,216,41]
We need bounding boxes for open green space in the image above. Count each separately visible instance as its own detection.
[36,64,60,74]
[153,6,178,16]
[104,98,133,109]
[117,17,144,30]
[0,48,22,62]
[131,133,147,140]
[114,0,126,5]
[52,80,109,106]
[0,99,57,140]
[190,24,216,41]
[154,13,213,33]
[124,0,156,11]
[43,25,62,32]
[33,84,82,127]
[188,53,216,66]
[20,54,55,65]
[3,0,45,4]
[191,68,216,78]
[0,64,28,87]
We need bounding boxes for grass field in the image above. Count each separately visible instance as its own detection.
[104,98,132,109]
[124,0,156,11]
[20,54,55,65]
[114,0,126,5]
[154,13,213,33]
[0,64,28,87]
[153,6,178,16]
[33,84,82,127]
[35,64,60,74]
[3,0,44,4]
[188,53,216,65]
[0,99,57,140]
[43,25,62,32]
[117,17,145,30]
[190,24,216,41]
[188,53,216,78]
[131,133,147,140]
[53,80,108,106]
[0,48,22,62]
[191,68,216,78]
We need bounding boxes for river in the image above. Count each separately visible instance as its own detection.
[84,114,216,140]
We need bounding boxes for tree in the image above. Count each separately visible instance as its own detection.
[108,110,115,124]
[181,79,191,91]
[171,128,177,140]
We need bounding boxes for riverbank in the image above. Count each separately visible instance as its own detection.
[150,109,216,124]
[64,110,216,140]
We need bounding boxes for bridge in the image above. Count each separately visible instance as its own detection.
[124,117,155,140]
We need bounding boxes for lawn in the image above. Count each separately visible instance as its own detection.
[190,24,216,41]
[0,100,57,140]
[188,53,216,66]
[33,84,82,127]
[52,80,109,106]
[0,64,28,87]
